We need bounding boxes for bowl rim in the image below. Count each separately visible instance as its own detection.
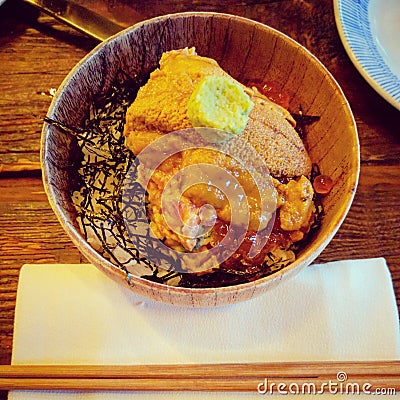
[41,11,360,297]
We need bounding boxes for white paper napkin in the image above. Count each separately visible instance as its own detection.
[9,258,400,399]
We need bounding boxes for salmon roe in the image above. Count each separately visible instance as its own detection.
[313,175,333,195]
[246,80,290,109]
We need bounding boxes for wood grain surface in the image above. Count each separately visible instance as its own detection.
[0,0,399,396]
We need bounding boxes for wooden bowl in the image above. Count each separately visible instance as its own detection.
[41,12,359,307]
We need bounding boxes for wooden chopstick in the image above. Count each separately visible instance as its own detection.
[0,361,399,392]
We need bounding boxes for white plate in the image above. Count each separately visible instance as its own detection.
[334,0,400,110]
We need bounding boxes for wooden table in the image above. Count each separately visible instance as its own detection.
[0,0,399,397]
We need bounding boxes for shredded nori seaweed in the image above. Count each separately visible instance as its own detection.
[292,105,321,139]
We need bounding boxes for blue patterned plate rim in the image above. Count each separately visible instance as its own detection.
[334,0,400,110]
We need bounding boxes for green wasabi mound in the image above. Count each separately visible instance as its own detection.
[187,75,254,135]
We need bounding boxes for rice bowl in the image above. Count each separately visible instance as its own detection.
[41,12,359,307]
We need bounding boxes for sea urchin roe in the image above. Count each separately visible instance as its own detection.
[275,175,314,231]
[313,174,333,195]
[145,147,277,254]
